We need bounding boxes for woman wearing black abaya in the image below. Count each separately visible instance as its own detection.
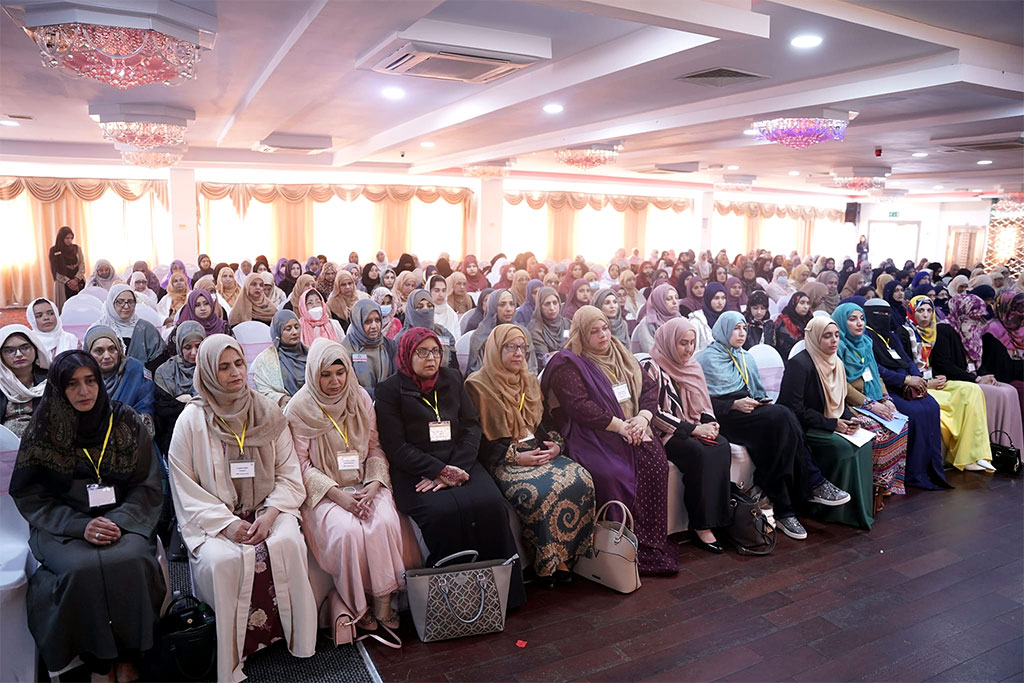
[48,226,85,312]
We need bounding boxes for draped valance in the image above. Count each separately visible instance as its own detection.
[197,182,473,217]
[714,201,843,221]
[504,190,692,213]
[0,176,168,209]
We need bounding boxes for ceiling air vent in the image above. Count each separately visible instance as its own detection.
[935,133,1024,153]
[676,67,767,87]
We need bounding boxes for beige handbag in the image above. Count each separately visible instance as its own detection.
[573,500,641,594]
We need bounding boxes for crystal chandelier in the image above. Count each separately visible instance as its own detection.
[119,146,184,168]
[555,141,623,170]
[833,176,885,191]
[28,22,202,90]
[463,158,514,179]
[752,117,847,149]
[100,121,187,149]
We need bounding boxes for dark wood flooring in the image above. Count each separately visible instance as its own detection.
[367,469,1023,682]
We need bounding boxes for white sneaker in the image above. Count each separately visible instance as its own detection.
[976,459,996,471]
[964,462,986,471]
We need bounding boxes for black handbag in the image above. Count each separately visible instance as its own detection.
[143,595,217,682]
[724,484,776,556]
[990,430,1021,476]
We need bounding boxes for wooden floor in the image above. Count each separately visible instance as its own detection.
[367,469,1023,682]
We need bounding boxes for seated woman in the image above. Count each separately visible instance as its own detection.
[631,283,680,354]
[688,282,727,352]
[774,291,813,362]
[742,291,776,350]
[617,269,644,321]
[27,297,79,359]
[468,289,517,374]
[641,319,732,553]
[541,306,679,574]
[903,295,998,472]
[373,328,526,608]
[677,275,705,317]
[157,271,191,329]
[260,271,287,309]
[130,272,159,310]
[527,286,570,372]
[11,350,164,681]
[395,289,461,372]
[461,287,494,335]
[724,277,747,313]
[561,278,592,321]
[766,267,796,302]
[192,253,215,287]
[593,287,630,346]
[229,273,278,327]
[390,271,419,321]
[252,311,308,408]
[279,260,303,297]
[815,271,841,314]
[216,265,242,315]
[97,285,167,372]
[327,269,366,334]
[982,291,1024,408]
[154,321,205,457]
[697,311,850,541]
[446,272,474,315]
[341,299,397,399]
[85,326,156,437]
[283,274,316,313]
[466,324,596,586]
[0,325,50,438]
[778,317,876,529]
[284,339,406,634]
[168,335,317,682]
[298,286,345,344]
[86,258,120,291]
[428,274,461,338]
[512,279,543,327]
[368,286,402,340]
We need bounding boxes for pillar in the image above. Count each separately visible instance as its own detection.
[168,167,198,263]
[699,190,715,252]
[476,178,504,258]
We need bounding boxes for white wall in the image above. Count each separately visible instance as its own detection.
[858,199,990,264]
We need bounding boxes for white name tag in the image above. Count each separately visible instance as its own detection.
[862,368,873,383]
[922,368,933,380]
[336,451,361,470]
[429,420,452,442]
[351,353,368,363]
[87,484,116,508]
[888,348,901,360]
[562,330,570,339]
[230,460,255,479]
[612,382,631,403]
[967,361,977,373]
[519,431,534,444]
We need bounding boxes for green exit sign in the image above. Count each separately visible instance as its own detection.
[888,210,899,218]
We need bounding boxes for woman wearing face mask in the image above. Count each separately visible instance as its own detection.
[688,282,728,352]
[157,271,191,328]
[154,321,205,456]
[774,291,814,363]
[85,325,156,437]
[593,287,630,346]
[541,307,678,574]
[342,299,397,399]
[395,290,461,373]
[742,290,776,349]
[528,286,571,372]
[27,297,80,359]
[228,273,278,327]
[129,272,159,309]
[298,288,344,344]
[284,338,406,637]
[0,325,50,438]
[561,278,592,321]
[446,272,474,315]
[97,285,166,372]
[252,311,308,408]
[87,259,120,291]
[49,227,85,312]
[766,267,795,302]
[631,283,680,354]
[369,286,402,339]
[467,289,518,374]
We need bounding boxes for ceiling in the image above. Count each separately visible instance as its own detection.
[0,0,1021,198]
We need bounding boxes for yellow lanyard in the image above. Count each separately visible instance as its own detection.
[320,407,350,449]
[420,391,441,421]
[867,326,892,350]
[728,349,750,387]
[518,392,526,413]
[81,415,114,483]
[218,417,247,456]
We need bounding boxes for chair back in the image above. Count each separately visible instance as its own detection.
[0,425,28,544]
[152,265,170,280]
[788,339,806,360]
[455,332,472,372]
[60,306,101,343]
[748,343,784,402]
[134,304,164,329]
[80,286,110,304]
[233,321,272,365]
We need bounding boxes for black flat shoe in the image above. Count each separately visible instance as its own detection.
[554,569,573,585]
[535,575,557,590]
[691,535,724,554]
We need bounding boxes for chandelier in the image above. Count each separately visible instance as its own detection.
[463,158,513,179]
[100,121,187,149]
[28,22,202,90]
[555,141,623,170]
[119,146,184,168]
[833,176,885,191]
[714,174,756,193]
[752,117,847,149]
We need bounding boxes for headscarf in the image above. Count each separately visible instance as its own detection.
[910,271,932,290]
[777,291,812,340]
[696,311,766,399]
[469,289,513,368]
[840,272,866,299]
[394,253,416,275]
[370,286,396,330]
[510,269,530,307]
[327,269,360,321]
[513,279,544,325]
[446,272,474,314]
[646,283,680,327]
[874,272,894,299]
[270,310,307,396]
[49,227,80,278]
[948,274,969,296]
[592,287,629,344]
[465,324,545,442]
[744,290,771,328]
[971,284,996,303]
[304,256,321,276]
[491,259,513,289]
[815,271,840,314]
[832,302,884,400]
[969,272,993,290]
[803,317,847,419]
[177,288,228,336]
[766,267,795,301]
[84,326,129,395]
[864,299,911,370]
[361,263,381,293]
[562,278,591,320]
[234,259,253,288]
[883,280,907,325]
[279,259,302,295]
[723,277,747,312]
[132,261,161,293]
[315,262,337,301]
[215,266,240,308]
[343,299,397,389]
[941,294,986,364]
[391,271,418,312]
[678,275,704,314]
[435,258,453,278]
[460,255,490,292]
[790,264,811,289]
[273,258,289,286]
[374,251,390,272]
[288,273,316,312]
[803,281,829,314]
[228,273,278,326]
[701,282,728,327]
[163,270,191,319]
[396,327,441,395]
[650,318,714,423]
[529,286,570,352]
[984,291,1024,353]
[129,272,158,307]
[396,289,455,358]
[297,286,339,345]
[97,284,140,339]
[0,325,50,403]
[27,298,78,359]
[567,306,642,418]
[87,259,119,290]
[154,320,204,397]
[161,259,188,290]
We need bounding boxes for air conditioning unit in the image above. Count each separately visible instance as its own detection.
[253,133,333,155]
[357,19,550,84]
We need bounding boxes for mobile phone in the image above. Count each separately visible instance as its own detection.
[758,397,772,404]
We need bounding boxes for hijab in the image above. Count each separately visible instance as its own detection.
[696,311,766,399]
[327,269,360,321]
[529,286,570,351]
[840,272,866,299]
[177,288,228,336]
[215,266,240,308]
[593,287,629,344]
[88,259,119,290]
[27,298,78,359]
[778,291,812,339]
[647,283,680,327]
[701,282,727,327]
[228,273,278,326]
[315,262,337,301]
[49,227,80,276]
[132,261,161,293]
[723,277,747,312]
[84,326,128,396]
[396,327,441,395]
[679,275,704,314]
[394,253,416,275]
[766,267,795,301]
[288,273,316,312]
[129,272,158,307]
[949,274,969,296]
[883,280,907,324]
[391,271,418,312]
[154,320,204,397]
[273,258,289,286]
[832,302,884,400]
[509,269,530,307]
[343,298,397,388]
[279,259,302,295]
[817,271,841,313]
[361,263,381,293]
[234,260,253,288]
[650,318,714,423]
[97,284,140,339]
[567,306,642,418]
[941,293,986,364]
[297,287,339,345]
[803,281,829,314]
[163,271,191,318]
[874,272,894,299]
[864,299,911,370]
[161,260,188,290]
[460,255,490,292]
[744,290,772,329]
[984,291,1024,353]
[304,256,321,276]
[803,317,846,419]
[465,324,545,442]
[446,272,474,314]
[270,310,307,396]
[0,326,50,403]
[396,289,450,347]
[513,279,544,325]
[370,286,396,330]
[562,278,591,320]
[470,289,513,367]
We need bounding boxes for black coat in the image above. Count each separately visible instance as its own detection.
[930,324,977,383]
[777,350,852,432]
[981,333,1023,384]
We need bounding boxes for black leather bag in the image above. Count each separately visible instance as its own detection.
[724,484,776,556]
[143,595,217,682]
[990,430,1021,476]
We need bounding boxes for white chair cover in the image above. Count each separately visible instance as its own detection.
[59,306,101,343]
[79,287,110,304]
[788,339,806,360]
[0,425,36,683]
[454,332,472,373]
[748,343,785,402]
[233,321,272,365]
[134,305,164,329]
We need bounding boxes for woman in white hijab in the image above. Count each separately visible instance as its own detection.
[27,297,80,359]
[168,335,316,682]
[129,272,159,309]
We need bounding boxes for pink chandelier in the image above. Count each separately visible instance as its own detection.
[752,117,847,149]
[555,141,623,170]
[100,121,187,149]
[120,146,184,168]
[27,22,202,90]
[833,176,885,191]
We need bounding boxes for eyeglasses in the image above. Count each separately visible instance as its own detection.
[413,347,443,359]
[1,343,33,358]
[113,298,136,308]
[502,343,531,356]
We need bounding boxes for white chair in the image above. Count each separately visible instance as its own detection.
[60,306,101,343]
[134,304,164,329]
[66,293,102,312]
[811,310,830,319]
[233,321,272,366]
[80,286,109,304]
[152,265,170,281]
[788,339,806,361]
[748,343,785,402]
[0,425,37,683]
[454,331,472,372]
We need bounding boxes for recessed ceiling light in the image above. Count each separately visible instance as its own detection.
[884,172,891,177]
[911,152,928,158]
[727,164,740,170]
[0,120,19,127]
[742,128,758,136]
[790,34,823,49]
[420,141,435,148]
[381,86,405,100]
[543,103,564,114]
[932,184,944,190]
[788,170,800,176]
[977,159,993,165]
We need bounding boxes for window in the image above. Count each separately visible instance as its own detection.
[410,198,464,260]
[711,211,746,255]
[312,195,376,260]
[0,193,35,267]
[199,196,274,262]
[644,205,700,255]
[811,217,858,261]
[83,189,172,272]
[759,215,800,256]
[574,204,624,261]
[502,200,549,259]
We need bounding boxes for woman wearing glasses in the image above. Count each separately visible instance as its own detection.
[374,327,526,609]
[97,284,166,372]
[465,324,595,588]
[0,325,51,438]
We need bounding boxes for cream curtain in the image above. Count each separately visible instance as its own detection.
[714,201,843,222]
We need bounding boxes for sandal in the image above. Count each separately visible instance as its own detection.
[378,613,400,630]
[356,612,378,631]
[872,486,885,515]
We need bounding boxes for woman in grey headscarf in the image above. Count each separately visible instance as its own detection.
[393,289,460,372]
[341,299,398,399]
[252,310,308,407]
[153,320,205,455]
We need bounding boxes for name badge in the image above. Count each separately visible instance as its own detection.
[887,348,901,360]
[351,353,368,363]
[862,368,873,383]
[562,330,570,339]
[230,460,255,479]
[87,484,116,508]
[922,368,933,380]
[429,420,452,442]
[612,382,631,403]
[519,431,535,444]
[336,451,361,470]
[967,361,977,373]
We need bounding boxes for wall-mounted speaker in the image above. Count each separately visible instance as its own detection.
[844,202,861,225]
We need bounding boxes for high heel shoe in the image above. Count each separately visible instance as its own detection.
[691,532,724,554]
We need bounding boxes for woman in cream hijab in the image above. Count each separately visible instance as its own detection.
[284,338,406,635]
[168,335,316,682]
